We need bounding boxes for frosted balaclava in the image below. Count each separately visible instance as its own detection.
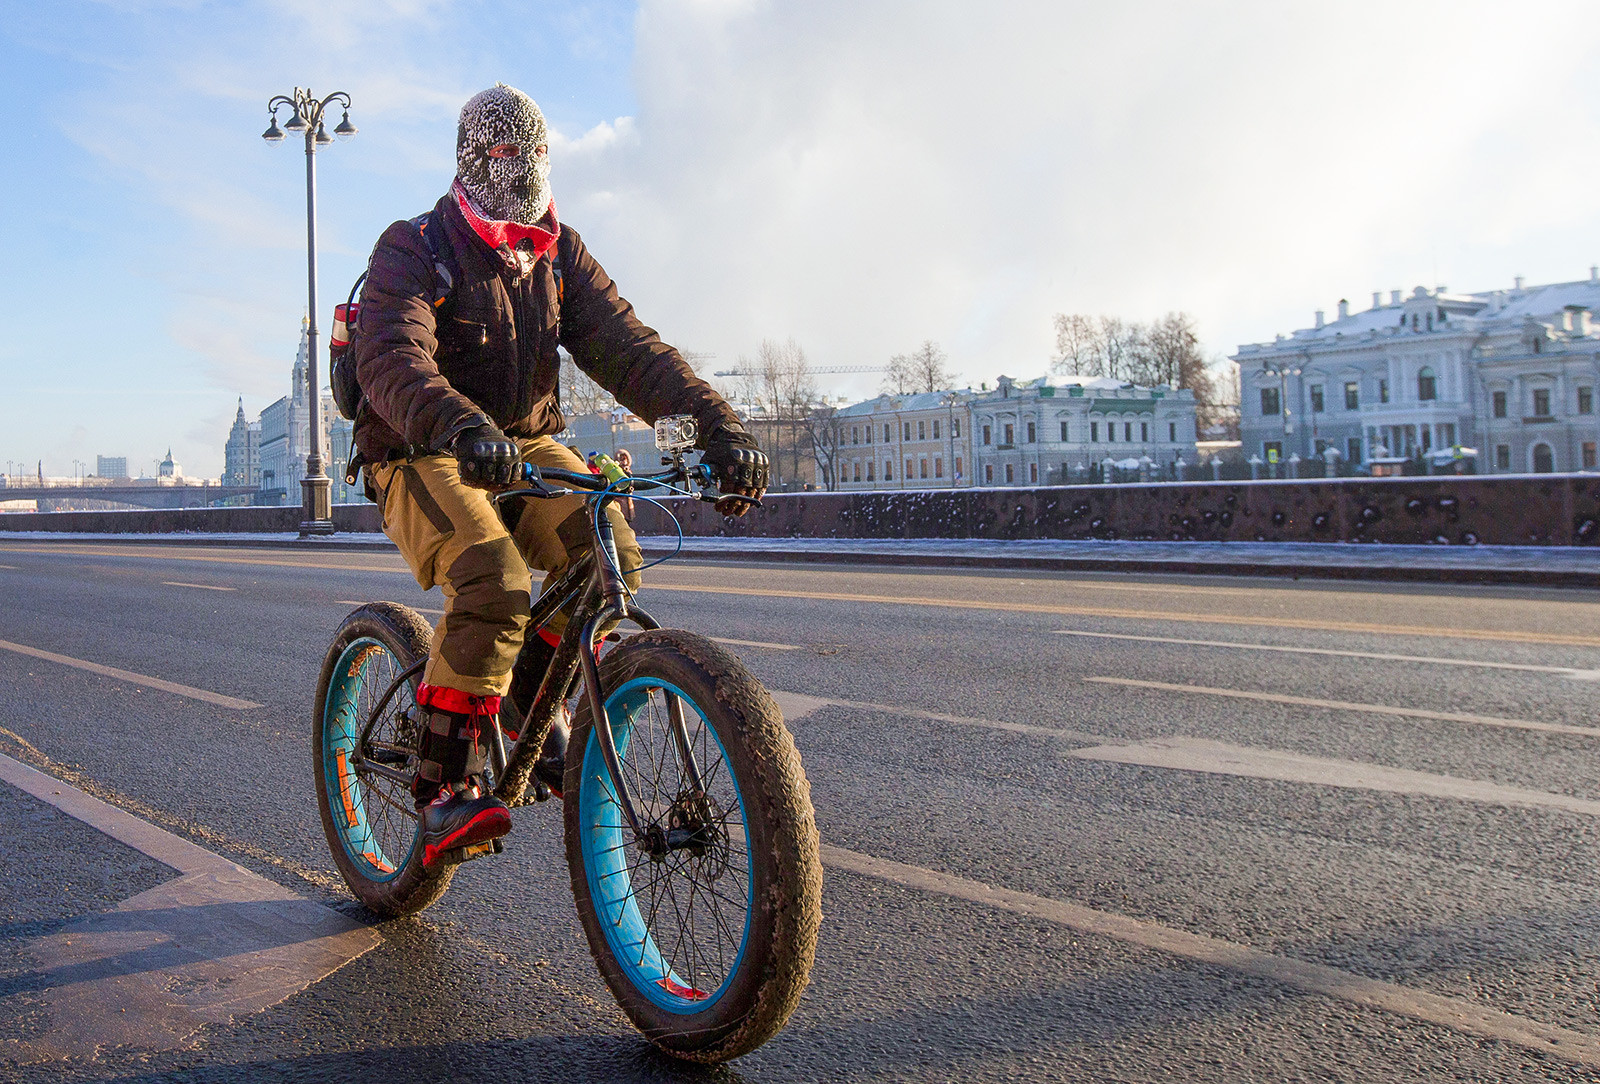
[456,84,553,225]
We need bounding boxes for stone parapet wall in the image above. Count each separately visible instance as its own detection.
[3,476,1599,547]
[631,475,1600,547]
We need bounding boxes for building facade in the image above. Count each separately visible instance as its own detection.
[970,375,1198,486]
[1235,272,1600,473]
[256,318,343,501]
[95,456,127,480]
[223,399,261,487]
[831,390,975,490]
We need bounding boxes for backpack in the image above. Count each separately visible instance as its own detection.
[329,210,460,421]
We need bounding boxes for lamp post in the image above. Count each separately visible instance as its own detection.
[262,87,357,536]
[1259,360,1302,465]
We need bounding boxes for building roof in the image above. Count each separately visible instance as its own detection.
[834,388,978,417]
[1236,272,1600,354]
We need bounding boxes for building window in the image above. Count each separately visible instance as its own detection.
[1581,387,1594,415]
[954,455,962,479]
[884,461,893,481]
[1107,422,1115,442]
[1260,387,1280,416]
[1030,463,1038,483]
[866,461,875,481]
[1533,388,1551,417]
[1345,382,1359,410]
[884,424,892,443]
[853,462,861,482]
[1495,445,1510,471]
[934,456,943,478]
[1492,390,1507,418]
[1440,423,1455,448]
[1379,378,1389,404]
[1027,422,1036,443]
[918,458,927,479]
[1091,422,1100,442]
[903,422,912,442]
[1005,464,1014,483]
[982,424,992,445]
[1417,367,1437,401]
[984,464,993,483]
[905,458,913,480]
[1060,420,1069,441]
[1124,422,1133,441]
[952,419,960,438]
[1140,421,1149,442]
[932,419,941,439]
[918,420,926,441]
[1004,423,1015,445]
[1586,443,1598,469]
[866,425,873,443]
[1168,421,1177,441]
[1533,443,1555,473]
[1347,437,1362,463]
[1310,385,1324,413]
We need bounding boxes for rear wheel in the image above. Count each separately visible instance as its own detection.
[313,602,455,916]
[564,630,822,1062]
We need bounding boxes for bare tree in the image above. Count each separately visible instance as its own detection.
[1051,314,1142,380]
[559,352,616,417]
[880,352,918,396]
[1052,314,1099,375]
[1052,309,1231,430]
[806,403,841,490]
[881,340,955,395]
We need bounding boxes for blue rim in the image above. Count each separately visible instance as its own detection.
[323,637,416,883]
[578,677,754,1014]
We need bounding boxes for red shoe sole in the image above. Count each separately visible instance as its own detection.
[423,807,511,868]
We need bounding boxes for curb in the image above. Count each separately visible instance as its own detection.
[4,533,1595,588]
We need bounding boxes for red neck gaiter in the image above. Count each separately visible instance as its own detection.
[452,179,560,263]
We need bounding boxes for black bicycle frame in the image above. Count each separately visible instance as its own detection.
[352,461,716,846]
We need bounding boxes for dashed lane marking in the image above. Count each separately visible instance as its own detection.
[162,581,237,592]
[822,844,1600,1067]
[769,689,1099,740]
[6,544,1598,647]
[1068,736,1600,817]
[1087,676,1597,738]
[0,639,262,710]
[0,564,17,569]
[1053,629,1588,676]
[710,636,799,651]
[0,752,379,1061]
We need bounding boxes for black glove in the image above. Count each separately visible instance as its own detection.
[701,423,770,492]
[452,421,518,488]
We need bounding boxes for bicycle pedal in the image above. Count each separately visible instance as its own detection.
[533,780,552,802]
[439,841,499,866]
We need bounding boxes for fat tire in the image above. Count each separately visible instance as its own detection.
[563,630,822,1062]
[313,601,455,916]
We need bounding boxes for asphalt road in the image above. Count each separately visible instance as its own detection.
[4,539,1600,1082]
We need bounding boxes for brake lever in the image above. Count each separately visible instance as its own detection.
[699,490,763,510]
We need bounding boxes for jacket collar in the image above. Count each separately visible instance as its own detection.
[450,179,559,276]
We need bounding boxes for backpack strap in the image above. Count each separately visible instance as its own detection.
[409,210,459,313]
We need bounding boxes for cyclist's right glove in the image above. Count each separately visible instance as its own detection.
[701,422,770,493]
[452,421,518,488]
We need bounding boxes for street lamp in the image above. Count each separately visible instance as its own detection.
[1259,360,1302,462]
[942,392,959,487]
[263,87,357,536]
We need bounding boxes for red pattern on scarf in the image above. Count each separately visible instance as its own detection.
[452,180,559,261]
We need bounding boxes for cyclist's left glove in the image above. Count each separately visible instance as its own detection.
[452,421,518,489]
[701,422,770,493]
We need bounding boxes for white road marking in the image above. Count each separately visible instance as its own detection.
[162,581,236,592]
[1053,628,1587,677]
[769,688,1099,740]
[1086,676,1598,738]
[822,844,1600,1067]
[0,753,379,1060]
[0,564,17,569]
[1068,736,1600,817]
[710,636,799,651]
[0,639,262,710]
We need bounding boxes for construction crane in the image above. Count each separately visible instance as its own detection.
[712,365,887,377]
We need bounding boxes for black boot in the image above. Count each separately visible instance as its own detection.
[414,706,511,867]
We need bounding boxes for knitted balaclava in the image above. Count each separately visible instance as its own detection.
[456,84,553,225]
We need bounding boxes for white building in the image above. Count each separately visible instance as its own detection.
[971,375,1198,486]
[257,318,339,500]
[832,390,975,489]
[1235,271,1600,473]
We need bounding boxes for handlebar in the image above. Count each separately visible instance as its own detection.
[492,459,762,510]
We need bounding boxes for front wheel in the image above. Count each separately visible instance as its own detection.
[564,630,822,1062]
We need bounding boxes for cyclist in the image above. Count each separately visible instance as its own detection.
[352,84,769,868]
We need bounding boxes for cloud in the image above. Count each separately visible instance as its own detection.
[550,0,1600,401]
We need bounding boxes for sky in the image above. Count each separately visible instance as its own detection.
[5,0,1600,479]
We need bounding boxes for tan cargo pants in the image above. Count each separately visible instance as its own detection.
[370,435,643,697]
